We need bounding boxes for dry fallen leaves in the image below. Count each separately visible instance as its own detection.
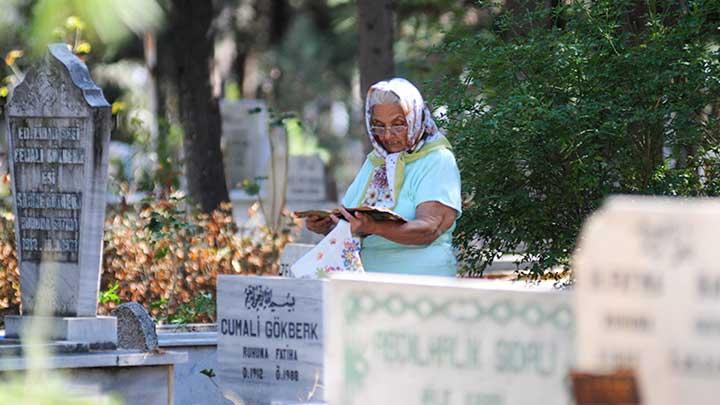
[0,199,298,322]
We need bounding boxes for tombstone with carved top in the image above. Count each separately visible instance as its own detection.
[3,43,116,346]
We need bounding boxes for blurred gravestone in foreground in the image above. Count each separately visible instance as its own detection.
[574,196,720,405]
[325,273,574,404]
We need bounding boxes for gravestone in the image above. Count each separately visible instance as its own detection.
[287,156,326,202]
[286,155,330,244]
[112,302,158,351]
[220,99,271,190]
[217,275,325,404]
[574,196,720,405]
[279,243,314,277]
[325,273,575,405]
[3,43,115,346]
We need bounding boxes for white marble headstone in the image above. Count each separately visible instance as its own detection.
[325,273,575,405]
[287,155,326,202]
[5,43,111,317]
[220,99,271,190]
[574,196,720,405]
[279,243,314,277]
[217,275,325,405]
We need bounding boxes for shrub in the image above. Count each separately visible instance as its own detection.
[0,210,19,315]
[99,194,297,322]
[432,0,720,275]
[0,193,297,323]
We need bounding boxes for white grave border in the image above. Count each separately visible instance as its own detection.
[326,274,575,404]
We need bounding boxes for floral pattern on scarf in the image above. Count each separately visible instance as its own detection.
[363,162,393,207]
[290,220,364,278]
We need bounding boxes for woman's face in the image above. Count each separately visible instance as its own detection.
[371,103,409,153]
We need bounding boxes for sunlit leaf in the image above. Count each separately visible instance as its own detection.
[200,368,216,378]
[74,41,92,54]
[65,15,86,31]
[154,246,169,260]
[4,50,23,66]
[111,101,126,114]
[242,178,261,196]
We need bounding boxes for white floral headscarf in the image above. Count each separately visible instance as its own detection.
[361,78,444,208]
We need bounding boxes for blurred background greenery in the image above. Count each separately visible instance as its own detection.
[0,0,481,204]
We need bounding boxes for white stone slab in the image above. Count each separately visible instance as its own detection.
[325,273,574,405]
[157,331,217,347]
[0,349,187,371]
[63,365,173,405]
[0,353,186,405]
[4,315,116,346]
[574,196,720,405]
[5,43,111,317]
[279,243,315,277]
[155,339,232,405]
[287,155,326,202]
[217,275,324,405]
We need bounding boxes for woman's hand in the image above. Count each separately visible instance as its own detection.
[332,207,377,236]
[305,215,335,235]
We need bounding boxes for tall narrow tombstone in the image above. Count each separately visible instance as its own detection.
[3,44,115,345]
[220,99,271,191]
[325,273,575,405]
[286,156,326,202]
[574,196,720,405]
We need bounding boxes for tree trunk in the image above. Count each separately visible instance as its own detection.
[306,0,332,32]
[270,0,290,45]
[233,34,249,94]
[503,0,557,34]
[357,0,395,152]
[168,0,230,213]
[231,0,257,96]
[155,25,183,197]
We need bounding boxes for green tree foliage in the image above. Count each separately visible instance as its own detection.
[433,0,720,275]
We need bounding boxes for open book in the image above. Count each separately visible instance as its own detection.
[294,206,407,223]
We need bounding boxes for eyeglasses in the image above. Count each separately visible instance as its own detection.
[370,125,408,137]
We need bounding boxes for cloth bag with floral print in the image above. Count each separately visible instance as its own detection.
[289,220,364,278]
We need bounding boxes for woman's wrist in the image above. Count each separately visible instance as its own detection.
[367,219,391,237]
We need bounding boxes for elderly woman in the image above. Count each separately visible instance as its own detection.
[306,78,461,277]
